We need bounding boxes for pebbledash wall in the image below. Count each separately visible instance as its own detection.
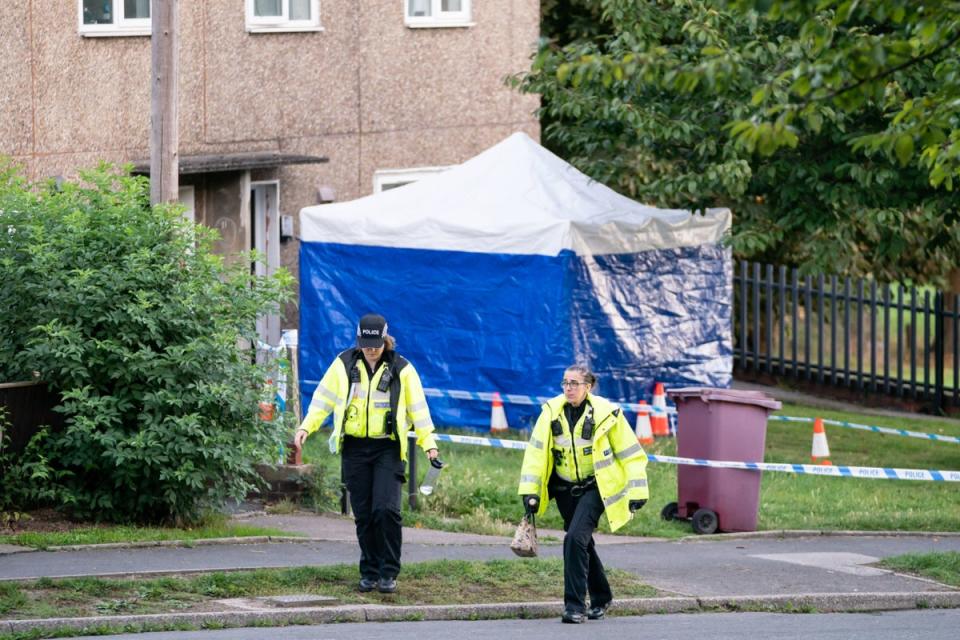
[0,1,540,337]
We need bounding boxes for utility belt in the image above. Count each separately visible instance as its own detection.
[551,474,597,498]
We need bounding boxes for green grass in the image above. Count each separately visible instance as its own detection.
[0,515,297,550]
[303,402,960,538]
[0,559,657,620]
[879,552,960,587]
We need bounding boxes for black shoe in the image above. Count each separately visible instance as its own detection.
[587,603,610,620]
[378,577,397,593]
[358,577,378,592]
[561,609,586,624]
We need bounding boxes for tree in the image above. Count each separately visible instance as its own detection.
[513,0,960,286]
[0,162,293,524]
[726,0,960,191]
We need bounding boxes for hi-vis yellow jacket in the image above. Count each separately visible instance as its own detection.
[299,349,437,461]
[518,394,649,532]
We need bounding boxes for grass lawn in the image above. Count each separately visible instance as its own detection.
[0,559,656,620]
[5,401,956,548]
[879,551,960,587]
[302,402,960,538]
[0,515,297,551]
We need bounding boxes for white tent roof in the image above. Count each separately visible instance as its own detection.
[300,132,731,256]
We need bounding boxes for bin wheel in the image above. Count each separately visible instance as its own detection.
[660,502,679,521]
[691,508,718,535]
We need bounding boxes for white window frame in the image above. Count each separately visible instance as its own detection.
[373,166,452,193]
[246,0,323,33]
[78,0,151,37]
[404,0,473,28]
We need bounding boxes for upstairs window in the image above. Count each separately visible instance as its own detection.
[373,166,452,193]
[405,0,473,28]
[246,0,322,33]
[79,0,151,37]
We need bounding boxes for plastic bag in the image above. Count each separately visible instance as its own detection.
[510,514,538,557]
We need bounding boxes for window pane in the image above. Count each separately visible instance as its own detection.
[83,0,113,25]
[441,0,462,11]
[124,0,149,19]
[289,0,311,20]
[254,0,282,17]
[408,0,431,17]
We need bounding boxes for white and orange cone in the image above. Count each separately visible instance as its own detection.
[635,401,654,446]
[811,417,831,465]
[651,382,670,437]
[490,392,509,432]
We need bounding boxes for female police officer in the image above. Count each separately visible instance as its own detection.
[294,313,439,594]
[518,364,649,623]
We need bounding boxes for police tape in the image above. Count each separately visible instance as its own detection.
[769,415,960,444]
[422,387,676,414]
[647,454,960,482]
[428,433,960,482]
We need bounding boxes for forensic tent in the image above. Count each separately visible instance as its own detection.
[299,132,732,429]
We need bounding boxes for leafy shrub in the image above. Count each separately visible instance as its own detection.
[0,408,62,515]
[0,161,293,524]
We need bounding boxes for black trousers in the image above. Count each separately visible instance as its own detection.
[553,480,613,613]
[342,436,405,580]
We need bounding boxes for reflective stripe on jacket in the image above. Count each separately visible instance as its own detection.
[518,393,649,532]
[300,350,437,461]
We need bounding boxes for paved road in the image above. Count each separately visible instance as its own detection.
[54,609,960,640]
[3,534,959,598]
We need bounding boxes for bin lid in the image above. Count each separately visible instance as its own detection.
[666,387,782,411]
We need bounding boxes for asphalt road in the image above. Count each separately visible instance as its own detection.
[53,609,960,640]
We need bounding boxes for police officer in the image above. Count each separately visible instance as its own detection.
[518,364,649,623]
[295,313,439,594]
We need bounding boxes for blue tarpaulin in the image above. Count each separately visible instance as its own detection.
[298,133,732,429]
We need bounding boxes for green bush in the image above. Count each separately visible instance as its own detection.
[0,161,293,524]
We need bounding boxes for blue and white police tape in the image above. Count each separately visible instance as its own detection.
[769,415,960,445]
[428,433,960,482]
[432,432,529,451]
[423,388,676,414]
[648,454,960,482]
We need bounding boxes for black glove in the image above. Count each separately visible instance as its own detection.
[522,495,539,515]
[429,457,445,469]
[629,499,647,513]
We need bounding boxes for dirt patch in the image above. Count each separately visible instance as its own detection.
[2,509,99,535]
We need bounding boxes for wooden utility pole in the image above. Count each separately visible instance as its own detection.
[150,0,179,205]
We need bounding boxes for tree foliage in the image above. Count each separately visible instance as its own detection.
[514,0,960,285]
[0,162,293,524]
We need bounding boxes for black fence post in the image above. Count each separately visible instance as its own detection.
[766,264,774,373]
[933,292,945,414]
[739,260,748,370]
[753,262,761,371]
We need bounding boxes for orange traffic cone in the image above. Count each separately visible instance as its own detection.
[490,392,509,432]
[651,382,670,437]
[811,417,831,465]
[635,401,654,445]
